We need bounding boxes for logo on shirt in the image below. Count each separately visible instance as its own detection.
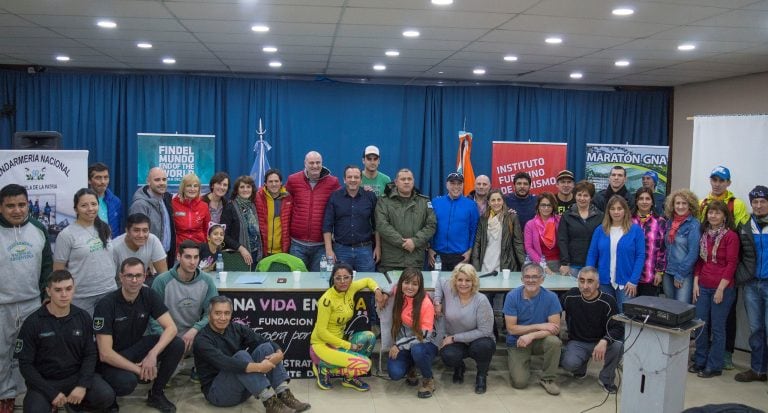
[7,242,34,262]
[86,237,104,253]
[14,339,22,353]
[72,329,82,337]
[93,317,104,331]
[38,331,55,338]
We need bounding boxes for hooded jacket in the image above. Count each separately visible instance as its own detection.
[285,167,341,243]
[150,265,218,336]
[0,214,52,304]
[129,186,176,255]
[557,204,604,267]
[255,185,293,255]
[375,182,437,269]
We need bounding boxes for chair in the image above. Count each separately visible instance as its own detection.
[256,253,308,272]
[221,250,252,271]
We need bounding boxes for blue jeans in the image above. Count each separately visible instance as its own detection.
[694,287,736,372]
[599,284,631,313]
[662,273,693,304]
[744,279,768,374]
[290,241,324,271]
[205,342,289,407]
[333,242,376,272]
[387,342,438,380]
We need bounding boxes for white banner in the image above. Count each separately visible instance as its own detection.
[0,150,88,241]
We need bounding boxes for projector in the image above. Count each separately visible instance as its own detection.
[622,296,695,327]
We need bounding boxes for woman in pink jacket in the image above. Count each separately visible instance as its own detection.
[524,192,561,274]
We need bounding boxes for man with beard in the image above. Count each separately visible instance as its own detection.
[130,168,176,267]
[504,172,538,232]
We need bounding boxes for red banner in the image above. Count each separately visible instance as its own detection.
[491,142,568,195]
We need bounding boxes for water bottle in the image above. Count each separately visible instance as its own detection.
[434,255,442,272]
[320,254,328,280]
[215,253,224,278]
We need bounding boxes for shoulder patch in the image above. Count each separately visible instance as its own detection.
[14,339,22,353]
[93,317,104,331]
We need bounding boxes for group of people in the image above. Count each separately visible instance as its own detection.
[2,143,768,412]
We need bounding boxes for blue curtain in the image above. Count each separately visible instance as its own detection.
[0,69,669,203]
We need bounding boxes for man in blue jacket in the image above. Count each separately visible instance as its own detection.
[429,173,479,271]
[88,162,123,237]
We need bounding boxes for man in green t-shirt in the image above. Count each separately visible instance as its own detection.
[360,145,391,197]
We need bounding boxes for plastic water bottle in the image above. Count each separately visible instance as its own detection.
[434,255,442,272]
[215,253,224,278]
[320,255,328,280]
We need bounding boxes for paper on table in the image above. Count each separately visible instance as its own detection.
[237,274,267,284]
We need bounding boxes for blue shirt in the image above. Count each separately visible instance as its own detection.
[502,285,561,347]
[505,194,538,231]
[322,188,377,245]
[430,195,479,254]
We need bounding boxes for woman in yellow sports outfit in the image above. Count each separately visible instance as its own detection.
[310,262,386,391]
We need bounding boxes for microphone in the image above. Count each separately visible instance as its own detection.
[383,271,392,284]
[479,270,498,278]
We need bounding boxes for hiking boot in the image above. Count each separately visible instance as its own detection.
[417,378,435,398]
[146,389,176,412]
[278,389,311,412]
[723,352,735,370]
[474,374,487,394]
[405,368,419,386]
[263,395,296,413]
[599,381,618,394]
[342,377,370,392]
[735,369,768,382]
[452,363,465,384]
[312,363,332,390]
[539,378,560,396]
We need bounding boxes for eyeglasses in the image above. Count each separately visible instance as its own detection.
[121,273,145,281]
[539,203,553,208]
[334,276,352,282]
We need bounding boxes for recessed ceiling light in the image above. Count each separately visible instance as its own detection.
[612,8,634,16]
[431,0,454,5]
[678,43,696,51]
[438,71,444,74]
[96,20,117,29]
[251,25,270,33]
[269,61,282,68]
[55,55,70,62]
[137,42,153,49]
[373,64,386,71]
[503,55,518,62]
[385,50,400,57]
[162,57,176,64]
[473,68,486,75]
[570,72,583,79]
[615,60,630,67]
[545,37,563,44]
[403,30,420,38]
[263,46,278,53]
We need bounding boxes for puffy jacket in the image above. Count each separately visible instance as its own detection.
[586,224,646,287]
[172,194,210,249]
[557,204,603,267]
[699,190,750,227]
[735,216,768,285]
[375,183,437,269]
[285,167,340,242]
[663,215,701,283]
[102,188,123,237]
[471,211,525,271]
[255,186,293,255]
[129,186,175,255]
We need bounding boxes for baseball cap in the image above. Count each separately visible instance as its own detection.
[446,172,464,182]
[710,165,731,181]
[556,170,574,182]
[643,171,659,186]
[364,145,380,157]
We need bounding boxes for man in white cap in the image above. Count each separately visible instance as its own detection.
[361,145,390,197]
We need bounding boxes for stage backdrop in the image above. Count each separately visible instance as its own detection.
[137,133,215,189]
[585,144,669,195]
[491,142,567,195]
[0,150,87,241]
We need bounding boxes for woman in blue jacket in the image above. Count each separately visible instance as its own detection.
[587,195,645,311]
[662,189,701,304]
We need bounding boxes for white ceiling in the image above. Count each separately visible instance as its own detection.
[1,0,768,87]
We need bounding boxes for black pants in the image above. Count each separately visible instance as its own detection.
[436,253,465,272]
[637,283,659,297]
[439,337,496,375]
[23,374,114,413]
[98,334,185,396]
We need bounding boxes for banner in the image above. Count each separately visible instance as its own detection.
[0,150,88,242]
[137,133,215,188]
[456,131,475,196]
[585,144,669,195]
[491,142,567,195]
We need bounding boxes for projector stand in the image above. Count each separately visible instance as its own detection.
[614,315,704,413]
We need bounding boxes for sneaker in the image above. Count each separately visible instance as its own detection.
[277,389,311,412]
[539,379,561,396]
[417,378,435,398]
[723,352,735,370]
[697,370,722,378]
[262,394,295,413]
[146,390,176,413]
[342,377,371,392]
[735,369,768,382]
[312,363,332,390]
[599,381,618,394]
[688,365,705,374]
[190,367,200,384]
[405,368,419,386]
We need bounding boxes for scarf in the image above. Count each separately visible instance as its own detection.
[234,197,261,257]
[535,215,557,250]
[668,213,688,243]
[487,211,502,242]
[700,225,726,263]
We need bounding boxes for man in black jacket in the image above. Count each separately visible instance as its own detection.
[192,296,310,413]
[593,166,634,212]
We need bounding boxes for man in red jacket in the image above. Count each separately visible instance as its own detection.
[285,151,341,271]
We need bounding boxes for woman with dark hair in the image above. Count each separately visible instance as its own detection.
[221,175,262,268]
[632,187,667,296]
[309,262,386,392]
[198,223,225,272]
[471,189,525,272]
[558,180,603,277]
[202,172,230,223]
[689,200,740,378]
[255,169,293,256]
[662,189,701,304]
[53,188,116,315]
[387,268,439,398]
[586,195,645,311]
[524,192,561,274]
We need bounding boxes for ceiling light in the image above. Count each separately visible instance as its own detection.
[269,61,282,68]
[137,42,152,49]
[251,25,270,33]
[678,43,696,51]
[438,71,444,74]
[403,30,420,38]
[473,68,486,75]
[373,64,386,71]
[503,55,518,62]
[162,57,176,64]
[385,50,400,57]
[615,60,630,67]
[612,8,634,16]
[263,46,278,53]
[545,37,563,44]
[55,55,70,62]
[96,20,117,29]
[431,0,454,4]
[570,72,583,79]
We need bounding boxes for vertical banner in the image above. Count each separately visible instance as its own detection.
[137,133,215,188]
[0,150,88,242]
[585,144,669,195]
[491,142,567,195]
